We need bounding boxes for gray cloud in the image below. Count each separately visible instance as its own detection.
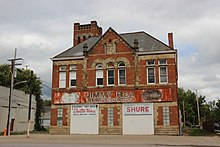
[0,0,220,101]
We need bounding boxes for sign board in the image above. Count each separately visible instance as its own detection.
[53,89,172,104]
[123,103,153,115]
[72,104,97,116]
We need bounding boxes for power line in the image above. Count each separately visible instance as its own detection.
[12,93,29,102]
[41,83,52,90]
[41,80,52,84]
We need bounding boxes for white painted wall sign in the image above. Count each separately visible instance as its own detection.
[72,104,97,115]
[123,103,153,115]
[123,103,154,135]
[70,104,99,134]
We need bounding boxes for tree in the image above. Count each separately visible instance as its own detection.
[0,64,44,131]
[0,64,11,86]
[43,99,51,106]
[178,87,220,128]
[213,99,220,122]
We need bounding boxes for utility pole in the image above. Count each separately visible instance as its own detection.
[27,70,33,138]
[6,48,23,136]
[182,99,186,127]
[196,90,201,129]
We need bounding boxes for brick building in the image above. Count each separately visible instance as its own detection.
[50,21,179,135]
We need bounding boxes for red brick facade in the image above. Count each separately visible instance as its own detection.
[50,21,179,135]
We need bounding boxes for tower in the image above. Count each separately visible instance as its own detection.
[73,21,102,46]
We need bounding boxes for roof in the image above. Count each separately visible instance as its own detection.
[54,36,100,58]
[52,30,173,59]
[120,32,171,52]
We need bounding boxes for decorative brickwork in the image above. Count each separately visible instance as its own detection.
[50,108,57,126]
[99,104,122,135]
[153,102,179,135]
[50,105,70,134]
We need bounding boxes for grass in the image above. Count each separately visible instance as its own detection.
[188,128,219,136]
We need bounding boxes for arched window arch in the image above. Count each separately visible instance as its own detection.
[96,63,103,86]
[118,62,126,85]
[83,36,86,41]
[107,63,114,86]
[77,36,81,44]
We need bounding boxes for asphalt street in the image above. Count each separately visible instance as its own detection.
[0,134,220,147]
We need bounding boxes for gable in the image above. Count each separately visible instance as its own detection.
[88,27,134,55]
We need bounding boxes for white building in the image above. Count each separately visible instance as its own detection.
[0,86,36,132]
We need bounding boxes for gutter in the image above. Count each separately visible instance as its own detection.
[137,50,176,55]
[51,56,84,61]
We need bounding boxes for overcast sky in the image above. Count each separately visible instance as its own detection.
[0,0,219,101]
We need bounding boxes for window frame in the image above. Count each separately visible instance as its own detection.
[69,65,77,87]
[96,64,104,87]
[107,64,115,86]
[57,108,63,127]
[146,60,155,84]
[107,107,114,126]
[59,66,66,88]
[159,59,168,84]
[163,106,170,126]
[118,62,126,85]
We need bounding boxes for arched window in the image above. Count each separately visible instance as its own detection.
[118,62,126,85]
[77,36,80,44]
[96,63,103,86]
[107,63,114,86]
[83,36,86,41]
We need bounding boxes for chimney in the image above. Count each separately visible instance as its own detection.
[133,39,139,52]
[168,33,174,49]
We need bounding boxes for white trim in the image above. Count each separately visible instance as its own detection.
[96,69,104,86]
[59,71,66,88]
[159,66,168,84]
[69,70,76,87]
[118,68,126,86]
[137,50,176,55]
[107,69,114,86]
[147,67,155,84]
[51,56,84,61]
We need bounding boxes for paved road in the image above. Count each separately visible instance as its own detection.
[0,134,220,147]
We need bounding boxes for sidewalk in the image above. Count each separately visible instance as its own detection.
[0,134,220,146]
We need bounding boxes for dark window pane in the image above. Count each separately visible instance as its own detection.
[108,70,114,77]
[148,76,155,83]
[70,79,76,86]
[97,78,103,85]
[148,68,154,75]
[159,59,167,65]
[108,78,114,85]
[147,60,155,65]
[160,67,167,74]
[160,76,167,83]
[119,77,125,84]
[119,69,125,76]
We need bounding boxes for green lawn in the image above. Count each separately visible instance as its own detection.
[188,128,219,136]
